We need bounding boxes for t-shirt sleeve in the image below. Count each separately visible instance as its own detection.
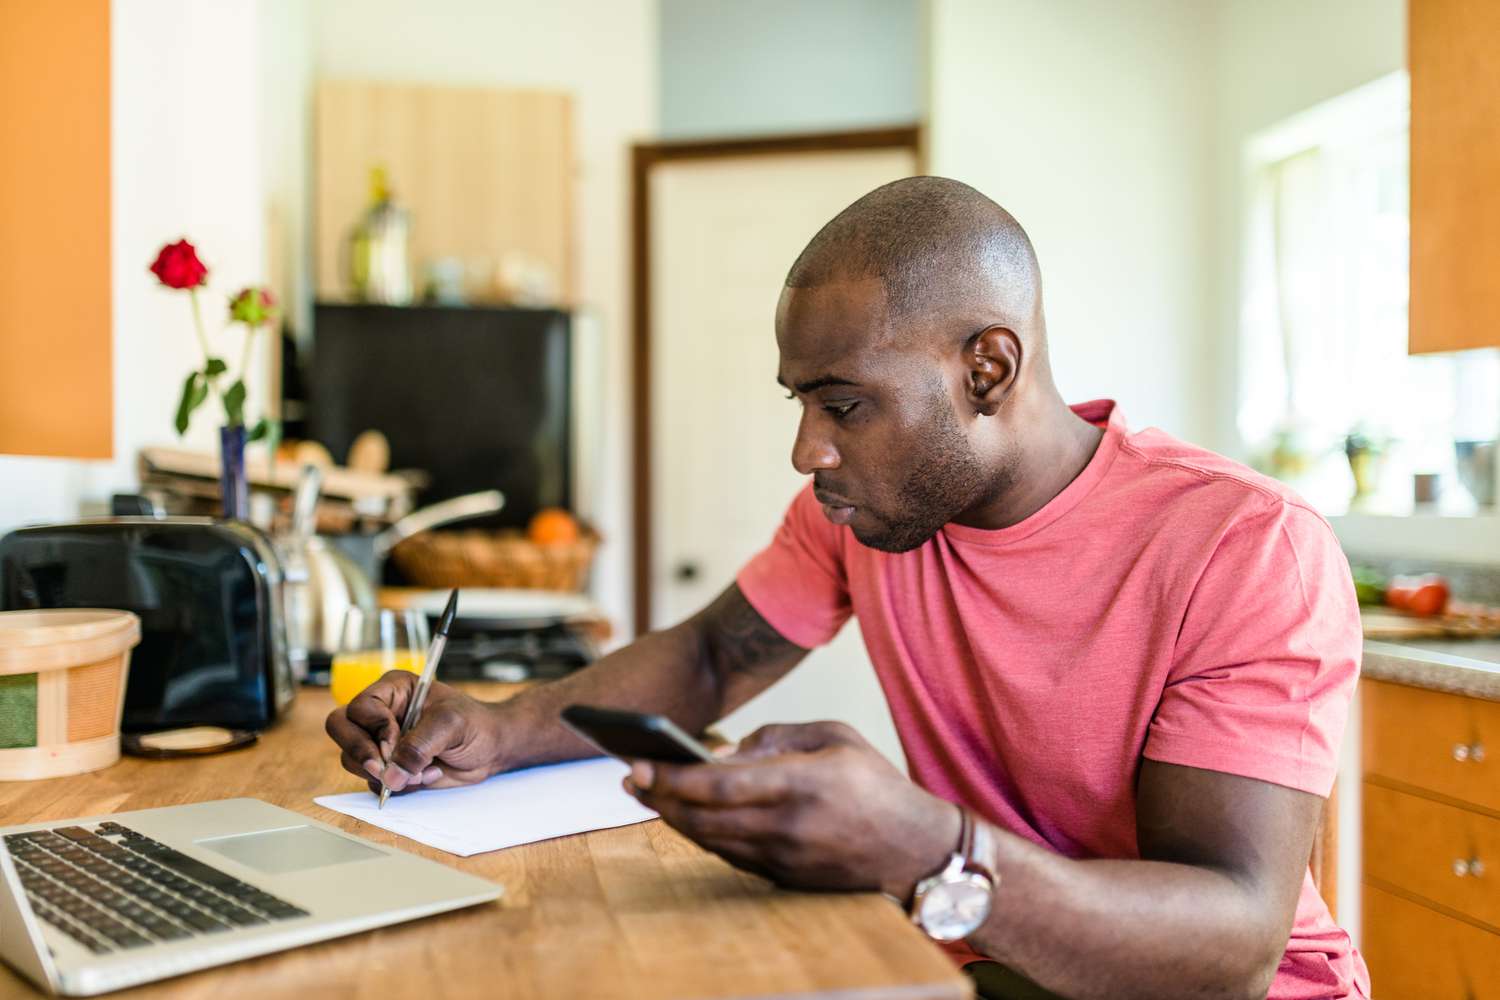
[1143,502,1360,797]
[735,483,853,649]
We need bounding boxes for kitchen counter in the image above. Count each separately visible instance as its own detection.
[1362,637,1500,702]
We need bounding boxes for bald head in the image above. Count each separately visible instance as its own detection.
[784,176,1043,333]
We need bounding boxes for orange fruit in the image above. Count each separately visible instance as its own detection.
[528,507,580,546]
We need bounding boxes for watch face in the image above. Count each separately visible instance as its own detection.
[916,873,993,942]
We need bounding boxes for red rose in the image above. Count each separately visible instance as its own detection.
[149,239,208,289]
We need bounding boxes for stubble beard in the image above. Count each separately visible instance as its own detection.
[853,395,1000,554]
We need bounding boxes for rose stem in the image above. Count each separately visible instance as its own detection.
[189,287,226,408]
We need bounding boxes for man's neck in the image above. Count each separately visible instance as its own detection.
[953,395,1105,531]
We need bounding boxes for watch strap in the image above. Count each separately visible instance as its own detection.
[964,811,996,883]
[957,807,974,865]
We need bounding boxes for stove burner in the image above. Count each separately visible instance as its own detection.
[441,621,597,681]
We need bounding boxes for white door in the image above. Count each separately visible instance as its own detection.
[650,147,917,766]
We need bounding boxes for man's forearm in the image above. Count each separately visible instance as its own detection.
[483,585,805,773]
[964,823,1287,1000]
[484,622,720,771]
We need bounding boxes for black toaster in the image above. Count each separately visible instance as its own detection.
[0,518,296,732]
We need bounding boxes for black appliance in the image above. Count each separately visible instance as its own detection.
[0,519,295,732]
[309,303,572,531]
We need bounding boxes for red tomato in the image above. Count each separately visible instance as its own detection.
[1386,574,1450,617]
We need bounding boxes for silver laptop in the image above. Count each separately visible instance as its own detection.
[0,798,502,996]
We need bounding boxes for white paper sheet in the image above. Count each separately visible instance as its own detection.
[314,757,657,857]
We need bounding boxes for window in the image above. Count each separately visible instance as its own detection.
[1238,72,1499,516]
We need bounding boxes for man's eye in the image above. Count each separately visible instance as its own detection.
[826,401,859,419]
[784,391,796,400]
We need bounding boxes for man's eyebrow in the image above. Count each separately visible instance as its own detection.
[775,374,861,394]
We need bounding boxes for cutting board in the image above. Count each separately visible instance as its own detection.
[1361,604,1500,640]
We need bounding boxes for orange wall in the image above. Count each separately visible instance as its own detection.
[0,0,112,459]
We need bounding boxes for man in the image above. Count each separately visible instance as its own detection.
[327,177,1367,1000]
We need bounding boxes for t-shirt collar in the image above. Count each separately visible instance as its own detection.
[939,399,1125,548]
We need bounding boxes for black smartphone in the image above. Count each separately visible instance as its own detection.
[559,704,716,765]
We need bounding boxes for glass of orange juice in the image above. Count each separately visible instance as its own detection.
[330,608,429,706]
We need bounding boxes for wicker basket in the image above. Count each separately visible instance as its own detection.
[0,609,141,780]
[391,528,598,591]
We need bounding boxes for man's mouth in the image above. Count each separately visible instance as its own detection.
[814,490,856,525]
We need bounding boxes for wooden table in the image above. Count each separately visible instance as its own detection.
[0,684,968,999]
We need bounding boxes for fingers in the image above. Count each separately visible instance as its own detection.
[625,771,781,840]
[345,671,416,747]
[326,706,383,779]
[340,749,383,781]
[732,721,862,760]
[624,783,790,883]
[632,758,794,807]
[382,701,468,792]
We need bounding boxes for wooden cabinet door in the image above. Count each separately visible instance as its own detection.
[1362,679,1499,813]
[1364,782,1500,928]
[1410,0,1500,353]
[1364,884,1500,999]
[0,0,113,458]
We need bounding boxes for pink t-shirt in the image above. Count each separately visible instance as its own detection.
[737,400,1369,1000]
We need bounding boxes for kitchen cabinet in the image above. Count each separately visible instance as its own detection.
[1409,0,1500,353]
[1364,884,1500,998]
[1362,679,1499,995]
[0,1,112,458]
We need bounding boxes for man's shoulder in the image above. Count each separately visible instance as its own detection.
[1113,426,1324,523]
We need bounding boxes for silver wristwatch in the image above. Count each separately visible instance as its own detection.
[909,808,996,942]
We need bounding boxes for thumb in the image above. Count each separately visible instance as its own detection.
[731,721,860,761]
[383,705,463,792]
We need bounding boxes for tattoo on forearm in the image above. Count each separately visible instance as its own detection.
[703,585,801,679]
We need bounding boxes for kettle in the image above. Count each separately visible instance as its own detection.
[280,465,503,673]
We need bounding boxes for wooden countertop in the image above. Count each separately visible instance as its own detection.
[0,683,968,1000]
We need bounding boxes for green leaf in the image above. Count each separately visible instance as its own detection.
[246,418,269,442]
[204,357,228,377]
[173,371,207,436]
[223,379,247,426]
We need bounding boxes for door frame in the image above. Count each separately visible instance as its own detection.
[629,126,923,635]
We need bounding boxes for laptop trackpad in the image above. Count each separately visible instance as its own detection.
[196,826,382,874]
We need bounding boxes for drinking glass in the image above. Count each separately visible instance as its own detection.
[329,607,430,706]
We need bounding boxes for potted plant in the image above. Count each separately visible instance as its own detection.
[148,239,279,519]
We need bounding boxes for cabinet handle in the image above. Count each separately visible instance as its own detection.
[1452,858,1485,878]
[1452,743,1486,762]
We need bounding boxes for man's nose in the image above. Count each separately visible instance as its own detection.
[791,412,840,475]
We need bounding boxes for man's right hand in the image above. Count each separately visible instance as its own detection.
[324,671,508,796]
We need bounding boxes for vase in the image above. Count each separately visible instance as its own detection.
[219,424,249,520]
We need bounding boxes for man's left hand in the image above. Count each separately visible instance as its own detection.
[624,721,961,900]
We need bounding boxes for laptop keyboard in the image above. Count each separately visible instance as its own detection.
[4,823,309,955]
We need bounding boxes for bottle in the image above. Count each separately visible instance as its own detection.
[346,166,413,305]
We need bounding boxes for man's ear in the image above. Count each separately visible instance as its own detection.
[963,325,1021,417]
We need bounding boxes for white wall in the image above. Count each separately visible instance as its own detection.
[1206,0,1406,457]
[926,0,1216,443]
[310,0,657,637]
[659,0,921,139]
[258,1,314,344]
[0,0,274,533]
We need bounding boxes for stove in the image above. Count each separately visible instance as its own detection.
[304,620,596,688]
[437,620,597,682]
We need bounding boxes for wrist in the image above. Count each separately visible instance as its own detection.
[481,699,521,777]
[883,798,963,903]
